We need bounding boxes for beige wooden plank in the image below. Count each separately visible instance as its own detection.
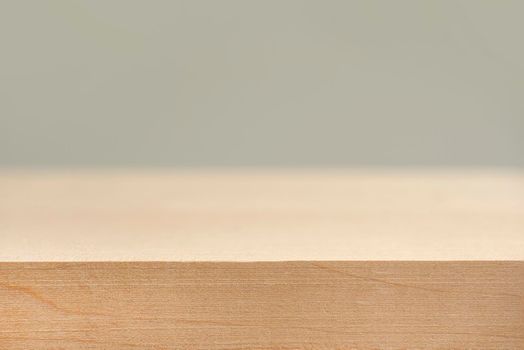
[1,261,523,349]
[1,170,524,261]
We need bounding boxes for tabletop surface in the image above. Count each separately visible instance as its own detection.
[1,169,523,261]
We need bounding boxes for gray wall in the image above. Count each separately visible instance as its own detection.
[1,0,523,167]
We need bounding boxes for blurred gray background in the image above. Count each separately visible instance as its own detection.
[1,0,523,167]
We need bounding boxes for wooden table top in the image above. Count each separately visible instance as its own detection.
[1,169,523,261]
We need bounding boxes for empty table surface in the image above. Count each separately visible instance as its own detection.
[1,169,523,261]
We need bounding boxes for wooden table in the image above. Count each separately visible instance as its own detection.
[1,170,523,349]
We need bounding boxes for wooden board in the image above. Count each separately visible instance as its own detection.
[1,171,523,348]
[1,170,523,261]
[1,262,523,350]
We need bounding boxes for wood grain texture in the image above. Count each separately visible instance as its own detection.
[1,170,524,261]
[1,262,523,350]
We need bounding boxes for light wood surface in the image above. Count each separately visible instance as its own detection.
[1,171,523,349]
[1,170,523,261]
[1,262,523,350]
